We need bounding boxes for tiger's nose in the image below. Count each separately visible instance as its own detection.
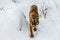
[33,17,35,19]
[34,19,35,22]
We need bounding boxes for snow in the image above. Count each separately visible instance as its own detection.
[0,0,60,40]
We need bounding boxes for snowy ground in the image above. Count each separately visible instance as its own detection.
[0,0,60,40]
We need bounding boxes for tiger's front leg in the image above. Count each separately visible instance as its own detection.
[29,24,34,38]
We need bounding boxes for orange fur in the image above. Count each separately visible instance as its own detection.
[29,5,39,38]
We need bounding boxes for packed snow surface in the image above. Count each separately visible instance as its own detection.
[0,0,60,40]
